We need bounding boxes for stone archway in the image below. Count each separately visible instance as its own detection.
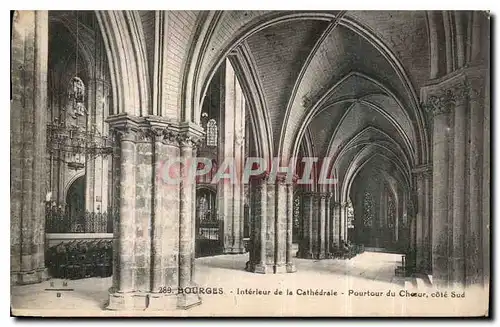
[65,175,86,232]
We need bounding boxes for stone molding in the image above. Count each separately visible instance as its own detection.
[106,114,204,148]
[412,164,432,178]
[301,191,332,199]
[421,82,468,116]
[420,66,487,117]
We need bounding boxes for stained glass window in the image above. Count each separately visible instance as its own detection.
[293,196,301,230]
[363,191,374,227]
[347,199,354,228]
[206,119,217,147]
[387,194,395,228]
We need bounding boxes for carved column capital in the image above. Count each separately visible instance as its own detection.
[421,66,487,118]
[112,126,137,143]
[422,83,468,117]
[149,126,168,143]
[178,122,205,149]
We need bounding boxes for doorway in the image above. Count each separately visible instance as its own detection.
[195,187,223,257]
[65,175,86,232]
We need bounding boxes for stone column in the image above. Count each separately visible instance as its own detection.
[298,192,314,258]
[177,130,202,308]
[394,195,399,242]
[451,85,468,287]
[481,69,490,288]
[325,193,332,256]
[106,115,203,310]
[247,174,269,273]
[286,183,296,272]
[11,10,49,285]
[423,170,432,273]
[218,59,246,254]
[422,76,468,287]
[274,175,288,273]
[422,67,489,287]
[340,202,348,243]
[247,174,296,273]
[148,125,177,309]
[466,73,487,286]
[318,193,327,259]
[297,192,332,260]
[332,202,341,249]
[425,93,452,287]
[412,165,432,272]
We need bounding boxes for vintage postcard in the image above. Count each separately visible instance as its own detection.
[10,10,490,317]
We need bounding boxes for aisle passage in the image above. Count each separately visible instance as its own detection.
[11,251,405,315]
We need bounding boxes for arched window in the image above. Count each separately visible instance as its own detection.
[363,191,374,227]
[206,119,218,147]
[293,195,301,230]
[387,194,395,228]
[347,198,354,228]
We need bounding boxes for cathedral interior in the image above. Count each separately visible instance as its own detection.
[10,10,490,312]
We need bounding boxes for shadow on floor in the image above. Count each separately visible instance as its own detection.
[197,254,249,271]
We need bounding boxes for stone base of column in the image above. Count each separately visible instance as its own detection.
[11,268,48,285]
[273,264,287,274]
[286,263,297,273]
[147,293,178,311]
[107,288,200,311]
[177,293,202,309]
[296,251,330,260]
[106,289,150,311]
[317,252,327,260]
[250,263,272,274]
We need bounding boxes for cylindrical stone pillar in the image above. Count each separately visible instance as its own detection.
[325,193,331,256]
[10,10,49,285]
[318,194,327,259]
[151,129,164,292]
[253,175,268,273]
[467,77,485,286]
[415,171,425,270]
[286,184,296,272]
[179,141,193,290]
[274,178,287,272]
[428,97,452,287]
[452,92,467,287]
[177,135,201,308]
[117,128,137,293]
[300,193,314,258]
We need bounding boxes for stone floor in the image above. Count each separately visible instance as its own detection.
[11,250,484,317]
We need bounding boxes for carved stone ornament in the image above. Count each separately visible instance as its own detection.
[422,81,470,117]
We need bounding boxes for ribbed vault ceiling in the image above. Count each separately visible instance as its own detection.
[238,11,429,196]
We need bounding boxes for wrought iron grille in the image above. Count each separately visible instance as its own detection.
[45,203,115,233]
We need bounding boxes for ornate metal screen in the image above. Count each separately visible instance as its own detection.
[45,203,115,233]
